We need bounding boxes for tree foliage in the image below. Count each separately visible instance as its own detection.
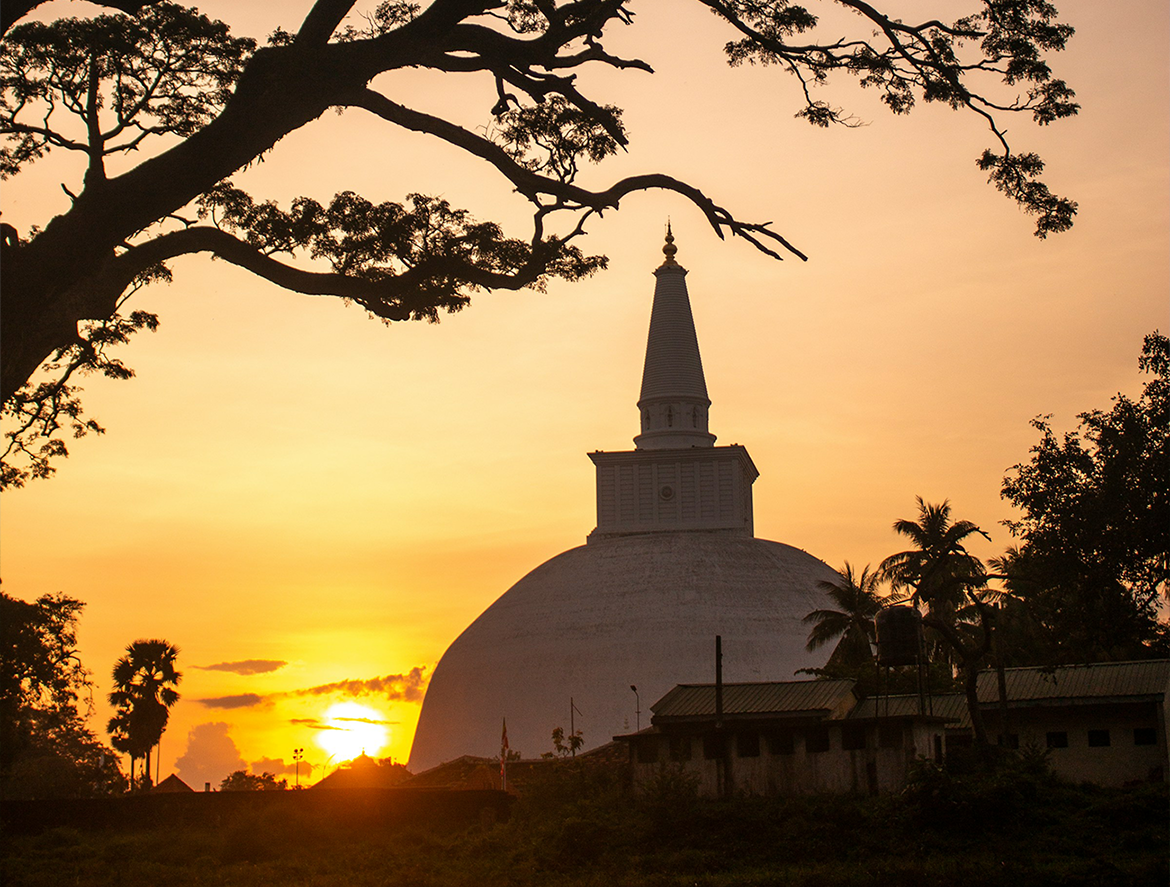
[106,637,181,790]
[0,590,124,798]
[999,332,1169,662]
[1,0,1078,485]
[802,562,884,672]
[220,769,289,791]
[879,498,1002,747]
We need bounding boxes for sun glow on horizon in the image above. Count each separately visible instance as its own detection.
[316,701,390,762]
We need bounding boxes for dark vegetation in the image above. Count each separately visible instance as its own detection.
[0,591,124,800]
[803,332,1169,743]
[2,759,1166,886]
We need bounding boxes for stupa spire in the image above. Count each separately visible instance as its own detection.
[634,226,716,449]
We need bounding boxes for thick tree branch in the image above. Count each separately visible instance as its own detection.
[106,226,566,319]
[349,88,807,260]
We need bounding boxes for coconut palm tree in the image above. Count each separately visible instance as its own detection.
[879,498,998,749]
[106,639,180,790]
[802,563,885,673]
[879,497,989,616]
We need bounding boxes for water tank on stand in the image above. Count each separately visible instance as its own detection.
[875,606,921,667]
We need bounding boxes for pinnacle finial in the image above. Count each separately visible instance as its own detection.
[661,222,678,265]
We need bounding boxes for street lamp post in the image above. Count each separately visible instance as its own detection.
[630,685,641,732]
[293,747,304,789]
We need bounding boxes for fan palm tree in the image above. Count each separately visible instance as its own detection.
[106,639,181,790]
[802,563,885,673]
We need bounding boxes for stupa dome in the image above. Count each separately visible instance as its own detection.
[408,531,835,769]
[407,229,837,771]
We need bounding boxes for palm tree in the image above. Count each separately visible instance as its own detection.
[802,563,885,673]
[879,498,997,749]
[879,497,989,616]
[106,639,181,790]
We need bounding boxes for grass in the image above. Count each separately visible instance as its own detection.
[2,766,1166,887]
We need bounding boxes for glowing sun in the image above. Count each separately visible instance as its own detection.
[316,701,389,762]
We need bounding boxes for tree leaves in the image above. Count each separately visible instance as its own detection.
[0,0,1083,484]
[0,3,255,178]
[1000,332,1170,660]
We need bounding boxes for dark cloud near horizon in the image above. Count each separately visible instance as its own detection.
[290,717,345,731]
[193,667,427,714]
[198,693,263,709]
[194,659,287,675]
[285,667,428,703]
[335,715,397,726]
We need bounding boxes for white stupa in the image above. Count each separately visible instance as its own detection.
[407,229,838,770]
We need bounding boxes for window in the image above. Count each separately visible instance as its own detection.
[636,738,658,764]
[767,730,794,755]
[842,726,867,751]
[703,734,723,760]
[668,736,692,762]
[1134,727,1157,746]
[805,726,830,754]
[1087,729,1110,748]
[736,732,760,758]
[878,723,902,749]
[1046,731,1069,749]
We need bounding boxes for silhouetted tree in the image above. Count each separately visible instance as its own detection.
[106,638,181,790]
[1,1,1079,485]
[0,591,124,798]
[543,725,583,759]
[880,498,990,623]
[802,562,884,673]
[880,498,1000,747]
[220,769,289,791]
[999,332,1169,662]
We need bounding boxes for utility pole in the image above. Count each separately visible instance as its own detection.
[570,697,582,757]
[293,748,304,789]
[630,685,641,732]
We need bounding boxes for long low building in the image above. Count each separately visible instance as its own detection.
[616,660,1170,797]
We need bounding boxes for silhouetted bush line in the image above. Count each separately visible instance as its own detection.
[2,771,1165,886]
[1,787,512,835]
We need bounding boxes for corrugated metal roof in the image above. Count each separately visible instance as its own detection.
[847,694,967,723]
[848,661,1170,728]
[651,680,856,720]
[975,660,1170,704]
[647,662,1169,730]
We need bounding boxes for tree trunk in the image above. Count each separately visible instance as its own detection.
[0,37,412,401]
[963,661,989,749]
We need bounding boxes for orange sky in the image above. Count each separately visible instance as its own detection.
[1,0,1167,784]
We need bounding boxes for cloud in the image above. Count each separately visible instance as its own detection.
[194,659,287,675]
[335,716,397,726]
[289,717,345,731]
[285,667,429,703]
[174,722,247,790]
[190,668,428,716]
[197,693,263,709]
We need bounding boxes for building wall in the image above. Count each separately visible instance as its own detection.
[980,701,1166,786]
[589,447,755,537]
[629,721,945,798]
